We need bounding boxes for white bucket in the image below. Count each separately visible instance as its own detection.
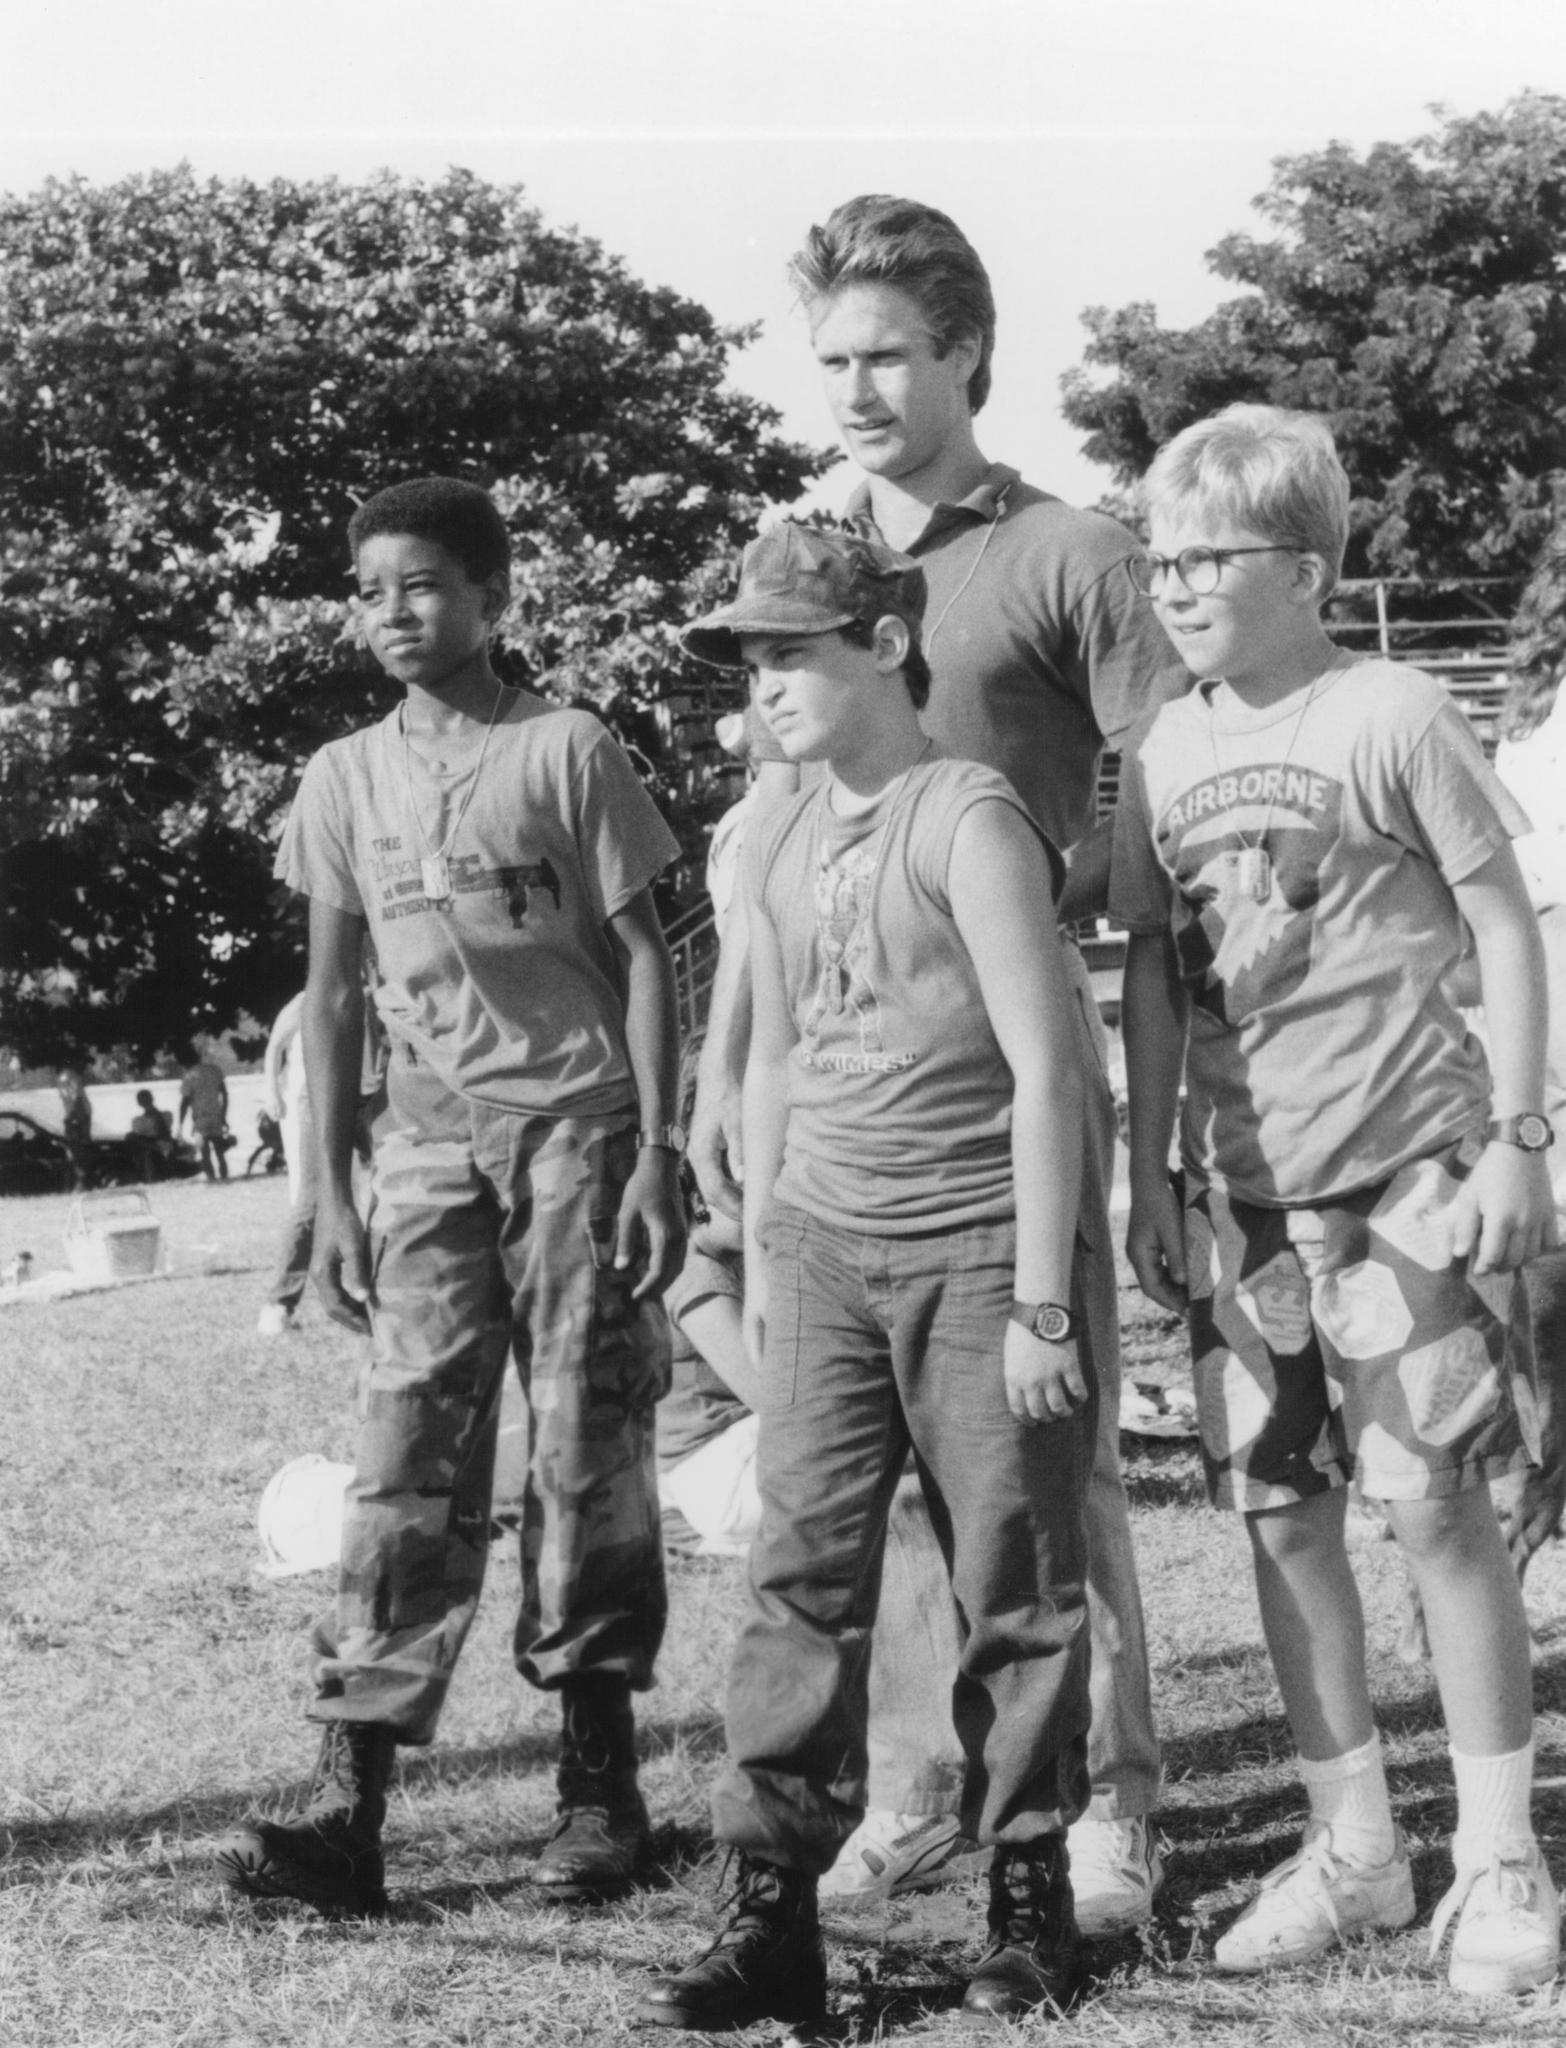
[64,1189,162,1282]
[256,1455,354,1578]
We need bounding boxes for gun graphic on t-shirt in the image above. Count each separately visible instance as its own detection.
[498,857,562,927]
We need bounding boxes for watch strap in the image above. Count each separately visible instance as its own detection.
[1485,1114,1554,1153]
[637,1122,686,1154]
[1009,1299,1076,1343]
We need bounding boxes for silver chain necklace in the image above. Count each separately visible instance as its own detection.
[1206,653,1348,902]
[401,684,507,906]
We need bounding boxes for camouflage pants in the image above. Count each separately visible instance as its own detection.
[311,1055,670,1744]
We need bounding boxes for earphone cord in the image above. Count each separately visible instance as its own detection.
[922,484,1011,658]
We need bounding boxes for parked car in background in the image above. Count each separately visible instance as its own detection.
[0,1111,200,1194]
[0,1112,75,1194]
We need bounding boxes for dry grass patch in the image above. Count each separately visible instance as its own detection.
[2,1177,1563,2044]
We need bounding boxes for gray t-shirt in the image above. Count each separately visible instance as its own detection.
[275,692,679,1114]
[1110,659,1531,1204]
[747,752,1061,1233]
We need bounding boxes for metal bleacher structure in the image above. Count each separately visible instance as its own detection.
[654,679,747,1038]
[663,578,1523,1032]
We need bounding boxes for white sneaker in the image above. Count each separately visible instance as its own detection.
[1213,1826,1415,1972]
[255,1303,294,1336]
[817,1809,990,1904]
[1068,1814,1164,1935]
[1431,1845,1560,1995]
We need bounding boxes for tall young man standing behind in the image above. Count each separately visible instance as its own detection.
[690,196,1187,1929]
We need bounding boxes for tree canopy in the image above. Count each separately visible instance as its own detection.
[1061,93,1566,581]
[0,165,827,1066]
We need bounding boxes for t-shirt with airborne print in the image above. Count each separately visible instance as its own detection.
[275,691,679,1114]
[1109,657,1532,1206]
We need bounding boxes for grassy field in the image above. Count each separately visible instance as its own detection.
[2,1174,1563,2046]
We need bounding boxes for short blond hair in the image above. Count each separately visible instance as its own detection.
[1142,404,1351,597]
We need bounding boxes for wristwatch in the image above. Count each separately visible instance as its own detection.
[1485,1114,1554,1153]
[638,1123,687,1154]
[1010,1299,1076,1344]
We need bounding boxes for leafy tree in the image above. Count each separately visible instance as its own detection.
[0,166,827,1066]
[1062,93,1566,580]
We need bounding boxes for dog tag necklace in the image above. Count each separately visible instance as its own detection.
[402,684,507,905]
[1207,655,1345,903]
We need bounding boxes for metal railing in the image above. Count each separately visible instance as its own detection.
[664,895,720,1038]
[1327,576,1518,755]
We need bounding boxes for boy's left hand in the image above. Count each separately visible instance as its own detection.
[614,1149,688,1299]
[1004,1323,1090,1426]
[1452,1142,1561,1275]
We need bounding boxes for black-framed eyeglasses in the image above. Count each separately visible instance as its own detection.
[1126,545,1297,597]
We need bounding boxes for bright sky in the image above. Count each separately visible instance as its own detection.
[4,0,1563,512]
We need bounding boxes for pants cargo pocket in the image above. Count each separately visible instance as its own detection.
[585,1221,671,1414]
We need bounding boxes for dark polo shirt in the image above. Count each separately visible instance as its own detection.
[750,464,1188,851]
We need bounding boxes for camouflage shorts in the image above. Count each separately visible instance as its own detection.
[312,1054,670,1744]
[1186,1134,1540,1512]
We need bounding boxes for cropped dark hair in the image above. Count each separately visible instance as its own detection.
[839,617,932,710]
[348,478,511,583]
[789,195,997,414]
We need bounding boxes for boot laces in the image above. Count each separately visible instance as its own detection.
[990,1846,1065,1950]
[305,1721,357,1818]
[705,1852,801,1957]
[561,1694,616,1780]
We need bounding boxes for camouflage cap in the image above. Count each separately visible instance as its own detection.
[682,523,926,668]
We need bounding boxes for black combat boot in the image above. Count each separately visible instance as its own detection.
[531,1673,651,1900]
[635,1853,828,2031]
[961,1835,1081,2021]
[215,1719,398,1916]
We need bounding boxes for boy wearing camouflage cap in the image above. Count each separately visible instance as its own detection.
[637,525,1095,2030]
[217,478,685,1915]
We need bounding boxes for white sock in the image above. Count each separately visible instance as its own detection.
[1298,1732,1396,1867]
[1451,1739,1536,1869]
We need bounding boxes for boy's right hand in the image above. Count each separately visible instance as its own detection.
[311,1193,374,1336]
[1127,1176,1188,1313]
[690,1081,744,1222]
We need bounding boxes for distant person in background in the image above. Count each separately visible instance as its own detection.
[128,1088,176,1182]
[58,1068,92,1189]
[179,1054,230,1181]
[248,1108,287,1177]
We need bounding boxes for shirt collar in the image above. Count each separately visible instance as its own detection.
[845,463,1021,549]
